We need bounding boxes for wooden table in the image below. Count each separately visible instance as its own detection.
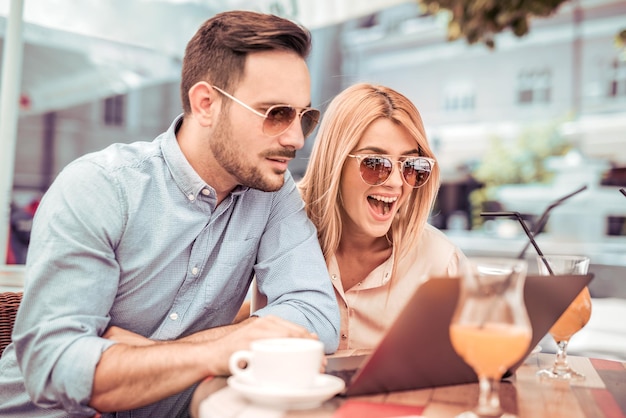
[191,352,626,418]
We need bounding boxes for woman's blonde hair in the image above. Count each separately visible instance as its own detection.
[299,83,440,273]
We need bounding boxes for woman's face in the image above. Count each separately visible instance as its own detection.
[339,118,419,241]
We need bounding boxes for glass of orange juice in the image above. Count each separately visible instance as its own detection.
[450,258,532,418]
[536,254,591,380]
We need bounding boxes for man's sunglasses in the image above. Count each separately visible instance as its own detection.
[212,86,321,138]
[347,154,435,189]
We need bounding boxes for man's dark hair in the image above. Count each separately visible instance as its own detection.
[181,10,312,114]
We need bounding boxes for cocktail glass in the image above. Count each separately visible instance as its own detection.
[536,254,591,380]
[450,258,532,418]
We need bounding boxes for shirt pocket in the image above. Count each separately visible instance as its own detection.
[202,237,258,313]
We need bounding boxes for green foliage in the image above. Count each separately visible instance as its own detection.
[473,123,569,187]
[617,29,626,60]
[418,0,571,48]
[468,121,571,228]
[617,29,626,48]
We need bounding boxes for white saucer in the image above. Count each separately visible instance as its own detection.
[227,373,345,410]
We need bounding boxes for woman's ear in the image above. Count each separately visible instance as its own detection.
[188,81,219,127]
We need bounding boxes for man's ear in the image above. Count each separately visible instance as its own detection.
[188,81,219,127]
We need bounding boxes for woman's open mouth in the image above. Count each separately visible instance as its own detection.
[367,194,398,216]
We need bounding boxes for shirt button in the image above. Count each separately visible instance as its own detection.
[169,313,179,321]
[191,267,199,275]
[341,334,347,340]
[201,189,211,196]
[187,194,195,201]
[331,274,337,281]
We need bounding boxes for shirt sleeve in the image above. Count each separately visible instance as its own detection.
[252,174,341,353]
[446,245,468,276]
[13,159,122,415]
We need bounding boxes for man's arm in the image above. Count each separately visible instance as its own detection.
[232,300,252,324]
[102,318,254,346]
[91,315,316,412]
[251,175,341,353]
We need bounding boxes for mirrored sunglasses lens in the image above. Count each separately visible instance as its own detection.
[402,158,432,188]
[360,157,393,185]
[300,109,320,138]
[265,106,297,136]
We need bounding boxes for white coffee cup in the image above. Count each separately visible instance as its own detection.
[229,338,324,390]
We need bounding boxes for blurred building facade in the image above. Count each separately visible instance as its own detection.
[4,0,626,220]
[329,0,626,235]
[336,0,626,174]
[11,83,180,200]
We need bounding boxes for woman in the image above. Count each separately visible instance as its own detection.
[298,83,467,350]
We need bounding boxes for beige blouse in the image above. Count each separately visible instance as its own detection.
[328,224,466,350]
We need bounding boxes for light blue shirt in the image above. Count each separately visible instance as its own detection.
[0,115,340,418]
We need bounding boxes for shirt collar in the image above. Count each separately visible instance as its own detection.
[161,114,250,201]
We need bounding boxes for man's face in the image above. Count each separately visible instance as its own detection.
[211,50,312,192]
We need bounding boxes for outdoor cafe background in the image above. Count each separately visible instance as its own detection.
[1,0,626,359]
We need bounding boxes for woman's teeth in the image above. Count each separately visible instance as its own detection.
[369,195,397,204]
[368,195,397,215]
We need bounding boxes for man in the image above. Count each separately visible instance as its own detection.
[0,11,340,417]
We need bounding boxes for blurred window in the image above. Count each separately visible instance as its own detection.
[517,69,551,104]
[607,215,626,236]
[609,58,626,98]
[104,95,126,126]
[443,83,475,112]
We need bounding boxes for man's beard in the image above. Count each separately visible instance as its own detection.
[210,118,290,192]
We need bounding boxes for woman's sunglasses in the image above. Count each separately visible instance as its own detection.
[347,154,435,188]
[212,86,321,138]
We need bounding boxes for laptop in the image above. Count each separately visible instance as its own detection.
[325,273,594,396]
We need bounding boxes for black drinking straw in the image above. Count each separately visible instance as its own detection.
[516,185,588,259]
[480,210,555,275]
[620,188,626,197]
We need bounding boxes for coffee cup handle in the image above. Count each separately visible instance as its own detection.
[229,350,253,378]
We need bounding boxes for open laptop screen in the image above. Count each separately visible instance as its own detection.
[326,273,594,396]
